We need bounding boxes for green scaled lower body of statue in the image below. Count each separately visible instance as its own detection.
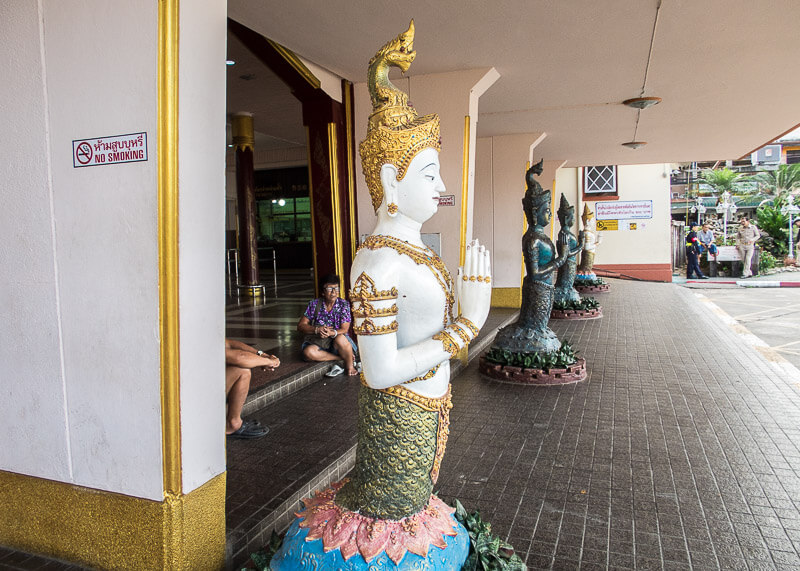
[492,276,560,354]
[270,382,469,570]
[553,252,581,305]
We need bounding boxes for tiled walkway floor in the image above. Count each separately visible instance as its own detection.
[437,280,800,570]
[5,279,800,570]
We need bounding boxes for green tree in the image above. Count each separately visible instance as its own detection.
[751,163,800,196]
[756,195,790,257]
[698,167,751,195]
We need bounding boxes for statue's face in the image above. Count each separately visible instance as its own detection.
[537,204,551,227]
[395,148,445,224]
[565,212,574,227]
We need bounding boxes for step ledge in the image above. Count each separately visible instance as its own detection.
[227,310,519,569]
[241,361,331,417]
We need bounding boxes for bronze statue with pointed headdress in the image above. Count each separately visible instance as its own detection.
[492,161,572,353]
[552,193,586,304]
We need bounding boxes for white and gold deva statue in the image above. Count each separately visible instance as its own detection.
[270,20,492,570]
[576,203,602,280]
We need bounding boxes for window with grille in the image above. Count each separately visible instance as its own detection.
[583,165,618,197]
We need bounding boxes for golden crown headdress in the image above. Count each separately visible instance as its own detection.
[359,20,441,212]
[581,203,595,225]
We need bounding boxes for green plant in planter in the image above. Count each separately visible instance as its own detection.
[243,530,282,571]
[756,200,789,257]
[486,342,577,370]
[552,297,600,311]
[453,500,527,571]
[759,250,778,273]
[574,276,606,286]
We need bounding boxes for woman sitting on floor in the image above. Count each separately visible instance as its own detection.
[297,273,358,376]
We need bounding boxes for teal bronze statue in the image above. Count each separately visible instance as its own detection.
[492,161,570,353]
[481,163,589,384]
[552,193,586,305]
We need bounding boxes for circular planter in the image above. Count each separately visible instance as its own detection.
[575,283,610,293]
[479,356,587,385]
[550,307,603,320]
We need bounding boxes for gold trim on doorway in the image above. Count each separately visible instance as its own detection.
[344,82,358,259]
[266,39,321,90]
[328,123,345,281]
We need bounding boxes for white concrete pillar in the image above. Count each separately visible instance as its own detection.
[0,0,228,567]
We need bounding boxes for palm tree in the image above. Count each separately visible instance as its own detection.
[698,167,751,195]
[751,163,800,196]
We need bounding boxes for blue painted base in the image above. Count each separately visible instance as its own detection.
[270,515,470,570]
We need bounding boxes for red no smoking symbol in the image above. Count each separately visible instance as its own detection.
[75,142,93,165]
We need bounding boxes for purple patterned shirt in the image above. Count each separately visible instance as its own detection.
[303,298,352,330]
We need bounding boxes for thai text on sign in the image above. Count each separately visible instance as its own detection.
[437,195,455,206]
[73,132,147,168]
[715,246,741,261]
[596,219,618,231]
[595,200,653,220]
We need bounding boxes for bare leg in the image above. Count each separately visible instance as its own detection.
[332,335,357,375]
[303,344,340,362]
[225,366,251,434]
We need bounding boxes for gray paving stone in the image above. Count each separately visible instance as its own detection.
[436,279,800,569]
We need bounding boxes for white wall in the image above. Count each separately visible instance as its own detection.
[473,137,494,250]
[472,134,547,288]
[179,0,228,494]
[0,0,162,499]
[563,164,672,267]
[1,0,227,500]
[0,0,73,483]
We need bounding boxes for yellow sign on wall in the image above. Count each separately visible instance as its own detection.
[597,219,618,231]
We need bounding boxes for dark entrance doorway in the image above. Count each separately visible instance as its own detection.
[227,18,358,296]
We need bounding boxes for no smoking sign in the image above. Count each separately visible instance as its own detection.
[72,132,147,168]
[75,142,93,165]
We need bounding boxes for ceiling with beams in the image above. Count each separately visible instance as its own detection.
[226,32,305,152]
[227,0,800,167]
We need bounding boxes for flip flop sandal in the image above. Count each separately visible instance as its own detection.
[227,422,269,439]
[326,364,345,377]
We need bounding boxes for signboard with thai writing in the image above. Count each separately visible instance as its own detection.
[72,132,147,168]
[596,219,618,231]
[715,245,741,261]
[595,200,653,220]
[437,195,455,206]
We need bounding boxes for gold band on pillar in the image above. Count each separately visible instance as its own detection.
[457,116,470,350]
[344,82,358,259]
[550,175,557,240]
[0,470,226,569]
[328,123,345,280]
[231,112,255,152]
[157,0,182,496]
[521,161,529,290]
[459,116,470,266]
